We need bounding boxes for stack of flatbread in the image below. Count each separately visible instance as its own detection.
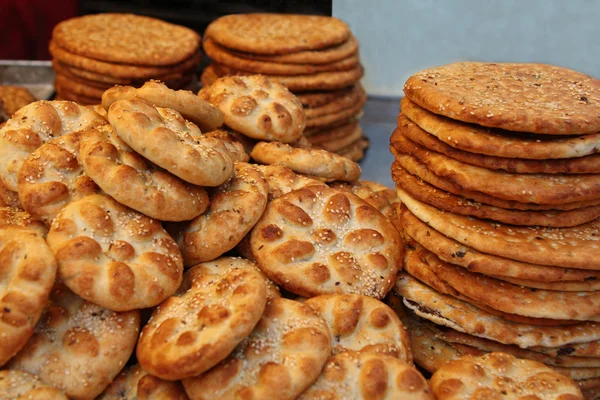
[49,13,202,104]
[388,61,600,394]
[200,13,369,161]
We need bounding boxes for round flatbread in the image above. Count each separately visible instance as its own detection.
[102,80,223,132]
[7,284,140,399]
[79,124,209,222]
[400,96,600,160]
[137,266,267,380]
[46,194,183,311]
[309,121,364,152]
[395,273,600,348]
[182,298,332,400]
[398,189,600,270]
[199,75,305,143]
[400,204,600,282]
[108,98,244,187]
[225,35,359,65]
[430,352,584,399]
[0,206,48,237]
[0,370,68,400]
[251,185,402,299]
[0,100,106,191]
[398,114,600,174]
[393,129,600,205]
[97,364,188,400]
[404,62,600,135]
[0,226,56,367]
[330,180,398,223]
[254,164,327,200]
[251,141,361,182]
[393,163,600,227]
[202,37,359,75]
[52,13,200,66]
[305,294,412,361]
[178,162,268,265]
[0,86,36,119]
[205,13,350,55]
[298,351,433,400]
[18,130,101,225]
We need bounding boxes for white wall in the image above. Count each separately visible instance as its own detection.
[333,0,600,97]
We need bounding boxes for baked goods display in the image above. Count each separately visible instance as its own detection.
[49,14,202,104]
[0,86,37,122]
[201,13,369,161]
[390,61,600,398]
[2,10,599,399]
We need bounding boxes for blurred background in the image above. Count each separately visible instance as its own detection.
[1,0,598,97]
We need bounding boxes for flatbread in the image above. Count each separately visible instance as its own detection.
[430,352,584,399]
[0,370,68,399]
[308,121,363,152]
[202,37,359,75]
[398,113,600,174]
[398,189,600,270]
[393,130,600,205]
[226,35,359,65]
[296,86,358,108]
[205,13,350,55]
[393,163,600,227]
[97,364,188,400]
[400,204,600,282]
[391,154,600,211]
[304,84,366,119]
[298,351,433,400]
[251,185,401,299]
[395,273,600,348]
[305,91,366,129]
[404,62,600,135]
[494,276,600,292]
[52,13,200,66]
[400,96,600,160]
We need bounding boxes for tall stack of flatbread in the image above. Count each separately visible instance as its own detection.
[200,13,369,161]
[49,13,202,104]
[388,61,600,395]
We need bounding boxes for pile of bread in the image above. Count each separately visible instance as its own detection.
[390,61,600,399]
[201,13,369,161]
[0,70,437,399]
[49,13,202,104]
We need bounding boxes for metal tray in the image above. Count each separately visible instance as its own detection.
[0,60,55,100]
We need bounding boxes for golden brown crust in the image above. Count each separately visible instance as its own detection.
[299,351,433,400]
[179,162,268,265]
[430,352,584,399]
[305,294,412,361]
[391,154,600,211]
[297,86,357,108]
[251,141,361,182]
[494,276,600,292]
[0,86,36,120]
[308,121,363,152]
[254,164,327,200]
[251,185,401,299]
[398,189,600,270]
[214,62,365,92]
[393,163,600,227]
[400,204,600,283]
[401,97,600,160]
[102,81,223,132]
[182,298,332,400]
[55,73,105,99]
[0,370,68,399]
[330,179,397,223]
[306,89,366,130]
[205,13,350,55]
[18,130,101,225]
[228,35,359,65]
[50,40,203,79]
[336,138,369,162]
[8,284,140,399]
[199,75,305,143]
[0,226,56,368]
[0,207,48,237]
[0,179,20,208]
[52,13,200,66]
[46,194,183,311]
[393,129,600,205]
[399,114,600,174]
[137,266,267,380]
[108,99,242,187]
[404,62,600,135]
[79,125,209,222]
[395,273,600,348]
[203,38,359,75]
[54,87,101,105]
[0,100,107,191]
[97,364,189,400]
